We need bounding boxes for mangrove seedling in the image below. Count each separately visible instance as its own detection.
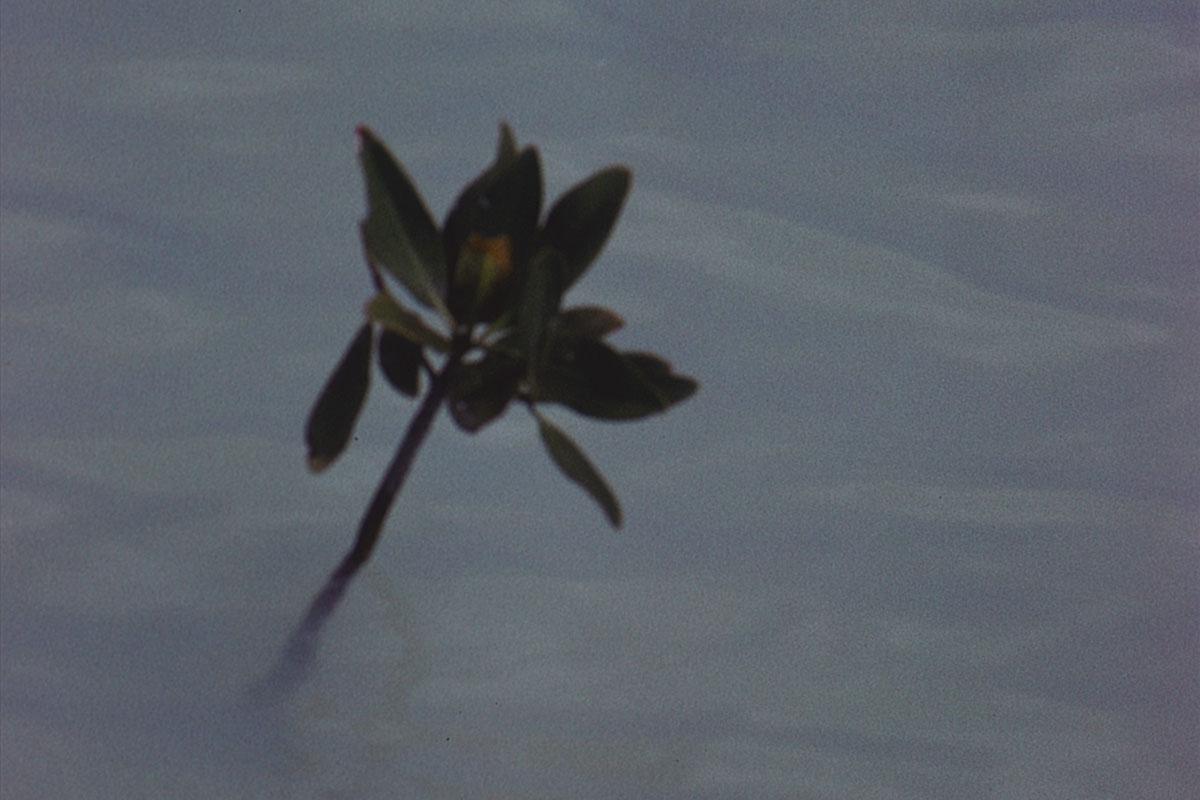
[276,123,697,684]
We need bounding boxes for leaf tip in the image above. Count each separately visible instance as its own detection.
[498,120,517,145]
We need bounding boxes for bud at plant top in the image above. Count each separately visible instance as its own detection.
[450,232,514,322]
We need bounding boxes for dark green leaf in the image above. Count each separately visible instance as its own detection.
[533,337,696,420]
[553,305,624,339]
[542,166,631,290]
[532,337,661,420]
[378,330,422,397]
[305,324,372,472]
[365,292,450,351]
[535,411,622,528]
[447,350,523,433]
[357,126,449,316]
[515,247,564,374]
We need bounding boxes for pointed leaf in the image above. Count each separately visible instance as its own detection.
[357,126,449,316]
[553,305,624,339]
[533,337,661,420]
[625,352,699,408]
[378,330,422,397]
[533,337,696,420]
[305,324,372,472]
[496,122,518,163]
[542,166,631,290]
[365,293,450,351]
[535,412,622,528]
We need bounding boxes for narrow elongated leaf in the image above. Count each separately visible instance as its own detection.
[357,126,449,316]
[553,305,624,339]
[378,330,422,397]
[515,247,564,374]
[535,412,622,528]
[305,324,372,472]
[365,293,450,351]
[542,166,631,290]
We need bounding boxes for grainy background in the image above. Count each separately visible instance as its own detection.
[1,2,1196,798]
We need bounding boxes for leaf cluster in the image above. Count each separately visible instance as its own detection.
[305,124,697,528]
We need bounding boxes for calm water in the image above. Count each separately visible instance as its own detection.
[1,3,1196,798]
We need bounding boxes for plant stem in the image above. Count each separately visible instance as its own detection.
[266,333,468,694]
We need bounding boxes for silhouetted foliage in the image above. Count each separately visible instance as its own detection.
[271,124,697,691]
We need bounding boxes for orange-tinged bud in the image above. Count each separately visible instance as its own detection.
[453,232,515,322]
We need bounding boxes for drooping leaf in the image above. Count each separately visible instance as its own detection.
[447,349,524,433]
[542,166,631,290]
[514,246,564,374]
[534,411,622,528]
[357,126,449,317]
[305,324,372,472]
[365,293,450,352]
[444,145,543,322]
[552,305,624,339]
[378,330,422,397]
[533,337,697,420]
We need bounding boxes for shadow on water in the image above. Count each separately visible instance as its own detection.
[234,567,432,797]
[244,571,353,706]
